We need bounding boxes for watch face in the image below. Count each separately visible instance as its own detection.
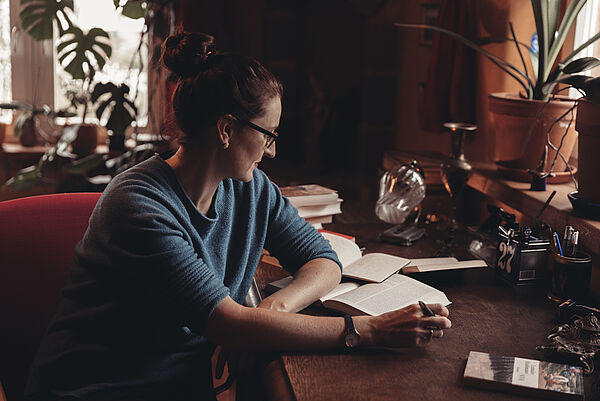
[345,332,360,348]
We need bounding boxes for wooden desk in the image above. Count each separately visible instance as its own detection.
[259,222,597,401]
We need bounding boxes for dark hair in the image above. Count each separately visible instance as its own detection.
[161,32,283,142]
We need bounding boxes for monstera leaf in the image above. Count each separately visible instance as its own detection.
[113,0,147,19]
[92,82,137,136]
[57,26,112,80]
[19,0,74,40]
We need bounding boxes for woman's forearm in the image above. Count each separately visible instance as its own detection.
[205,297,451,351]
[258,257,341,313]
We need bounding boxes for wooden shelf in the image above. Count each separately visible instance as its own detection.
[469,170,600,256]
[383,150,600,256]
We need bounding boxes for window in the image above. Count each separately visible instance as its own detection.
[575,0,600,61]
[0,0,11,123]
[3,0,149,130]
[54,1,148,125]
[572,0,600,97]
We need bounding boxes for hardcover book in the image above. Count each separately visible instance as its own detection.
[279,184,339,207]
[463,351,584,400]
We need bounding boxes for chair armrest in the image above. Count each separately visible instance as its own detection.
[0,380,7,401]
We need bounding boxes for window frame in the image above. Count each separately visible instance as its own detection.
[6,0,159,143]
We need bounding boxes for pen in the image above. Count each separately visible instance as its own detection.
[553,232,563,256]
[569,231,579,258]
[419,300,436,317]
[563,226,574,253]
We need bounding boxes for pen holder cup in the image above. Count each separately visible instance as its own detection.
[548,251,592,302]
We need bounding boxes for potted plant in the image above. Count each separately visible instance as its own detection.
[396,0,600,180]
[91,82,138,151]
[17,0,148,156]
[1,125,105,193]
[0,102,75,146]
[0,0,148,197]
[546,56,600,213]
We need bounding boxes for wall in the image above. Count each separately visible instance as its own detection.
[388,0,542,163]
[175,0,574,172]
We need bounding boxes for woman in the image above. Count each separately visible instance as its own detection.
[27,32,451,401]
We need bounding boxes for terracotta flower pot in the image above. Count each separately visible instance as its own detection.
[71,124,98,157]
[489,93,578,181]
[0,122,7,146]
[575,99,600,204]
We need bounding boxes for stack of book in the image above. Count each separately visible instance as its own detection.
[280,184,342,229]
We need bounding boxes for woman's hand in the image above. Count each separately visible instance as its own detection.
[357,303,451,348]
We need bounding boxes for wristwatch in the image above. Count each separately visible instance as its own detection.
[343,315,360,348]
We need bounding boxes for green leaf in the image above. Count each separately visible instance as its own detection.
[2,164,42,191]
[13,113,33,138]
[91,82,137,136]
[557,74,592,90]
[582,76,600,103]
[563,31,600,65]
[0,101,33,111]
[546,0,587,81]
[563,57,600,74]
[528,48,539,81]
[121,1,147,19]
[57,26,112,80]
[62,153,104,175]
[395,23,531,97]
[19,0,74,41]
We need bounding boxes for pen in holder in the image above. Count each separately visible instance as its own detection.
[548,251,592,303]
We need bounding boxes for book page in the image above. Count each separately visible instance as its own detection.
[320,231,362,269]
[343,253,410,283]
[324,274,450,316]
[264,276,360,303]
[319,282,361,302]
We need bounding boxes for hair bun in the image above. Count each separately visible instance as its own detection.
[161,32,217,79]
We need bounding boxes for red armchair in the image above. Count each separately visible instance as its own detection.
[0,193,101,401]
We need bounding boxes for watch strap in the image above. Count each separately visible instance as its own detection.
[344,314,356,333]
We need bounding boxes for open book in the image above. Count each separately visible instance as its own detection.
[265,232,451,316]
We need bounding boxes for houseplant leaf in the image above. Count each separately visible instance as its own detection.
[394,23,531,96]
[121,0,147,19]
[546,0,588,80]
[62,153,105,175]
[92,82,137,136]
[19,0,74,40]
[2,164,41,191]
[563,32,600,65]
[562,57,600,74]
[57,26,112,80]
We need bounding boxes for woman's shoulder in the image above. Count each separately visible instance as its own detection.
[100,155,187,213]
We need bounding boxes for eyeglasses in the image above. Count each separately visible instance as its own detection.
[239,119,278,148]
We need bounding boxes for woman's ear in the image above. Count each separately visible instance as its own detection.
[216,115,236,148]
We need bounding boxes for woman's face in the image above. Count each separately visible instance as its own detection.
[228,96,281,182]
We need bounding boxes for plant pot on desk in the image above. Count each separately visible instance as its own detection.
[575,99,600,204]
[71,124,98,157]
[489,93,578,182]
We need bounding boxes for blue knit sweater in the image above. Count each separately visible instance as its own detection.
[27,155,341,399]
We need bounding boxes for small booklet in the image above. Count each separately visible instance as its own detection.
[463,351,584,400]
[401,259,487,274]
[265,232,451,316]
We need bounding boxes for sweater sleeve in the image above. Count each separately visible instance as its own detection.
[91,182,229,333]
[261,176,342,275]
